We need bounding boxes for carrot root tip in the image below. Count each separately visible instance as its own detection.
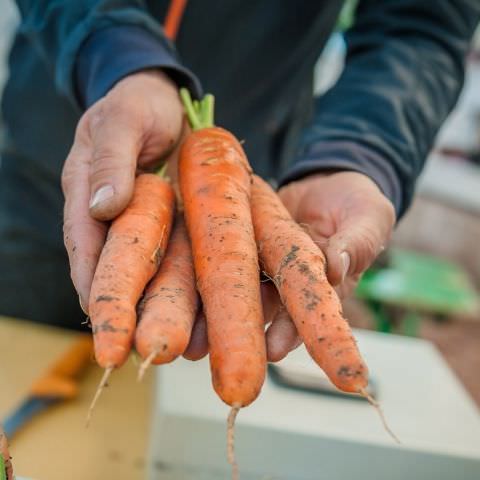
[261,270,276,284]
[86,367,114,428]
[138,350,158,382]
[359,388,401,444]
[227,404,241,480]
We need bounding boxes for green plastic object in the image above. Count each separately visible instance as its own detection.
[356,249,480,336]
[357,249,479,316]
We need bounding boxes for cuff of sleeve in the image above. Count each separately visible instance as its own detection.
[75,25,202,108]
[280,141,403,217]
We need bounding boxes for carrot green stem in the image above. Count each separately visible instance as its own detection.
[180,88,201,130]
[204,94,214,127]
[156,162,169,178]
[0,457,5,480]
[155,89,216,177]
[180,88,214,130]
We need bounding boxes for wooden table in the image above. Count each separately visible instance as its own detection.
[0,316,153,480]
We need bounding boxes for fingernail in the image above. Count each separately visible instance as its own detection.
[340,251,350,283]
[90,185,114,209]
[79,296,88,315]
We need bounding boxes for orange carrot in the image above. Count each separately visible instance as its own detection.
[0,426,12,480]
[89,174,175,370]
[251,174,368,393]
[135,215,199,375]
[179,90,266,408]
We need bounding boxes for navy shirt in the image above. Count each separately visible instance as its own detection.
[2,0,480,223]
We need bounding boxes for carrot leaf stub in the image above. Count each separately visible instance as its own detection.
[180,88,214,130]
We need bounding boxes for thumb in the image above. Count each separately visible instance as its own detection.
[324,212,393,286]
[87,100,142,221]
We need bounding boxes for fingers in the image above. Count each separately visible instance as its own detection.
[183,312,209,361]
[278,172,396,291]
[262,282,302,362]
[63,71,185,309]
[86,71,184,221]
[62,101,138,308]
[181,284,303,363]
[87,100,141,221]
[261,281,281,325]
[325,205,394,286]
[181,283,301,362]
[62,133,107,312]
[266,308,302,362]
[334,273,362,300]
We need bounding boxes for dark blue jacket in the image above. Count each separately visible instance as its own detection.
[2,0,479,225]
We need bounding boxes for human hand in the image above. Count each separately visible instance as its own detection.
[62,71,184,312]
[182,171,395,362]
[263,171,396,361]
[182,171,395,363]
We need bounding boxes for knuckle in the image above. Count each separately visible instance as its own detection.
[350,224,379,273]
[86,100,107,131]
[379,195,396,225]
[89,161,123,189]
[385,202,397,230]
[88,98,142,148]
[61,166,73,195]
[363,229,380,261]
[100,95,140,127]
[76,112,91,136]
[90,148,120,169]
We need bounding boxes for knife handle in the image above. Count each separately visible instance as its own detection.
[46,335,93,378]
[29,335,94,398]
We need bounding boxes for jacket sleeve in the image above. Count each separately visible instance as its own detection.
[14,0,201,109]
[281,0,480,217]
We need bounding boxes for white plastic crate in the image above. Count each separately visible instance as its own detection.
[147,330,480,480]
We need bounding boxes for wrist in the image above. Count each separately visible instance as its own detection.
[75,25,202,109]
[114,69,180,98]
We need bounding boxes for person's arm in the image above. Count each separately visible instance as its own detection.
[14,0,200,107]
[11,0,200,311]
[282,0,480,218]
[260,1,480,360]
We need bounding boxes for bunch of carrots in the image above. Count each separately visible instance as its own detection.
[86,89,396,478]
